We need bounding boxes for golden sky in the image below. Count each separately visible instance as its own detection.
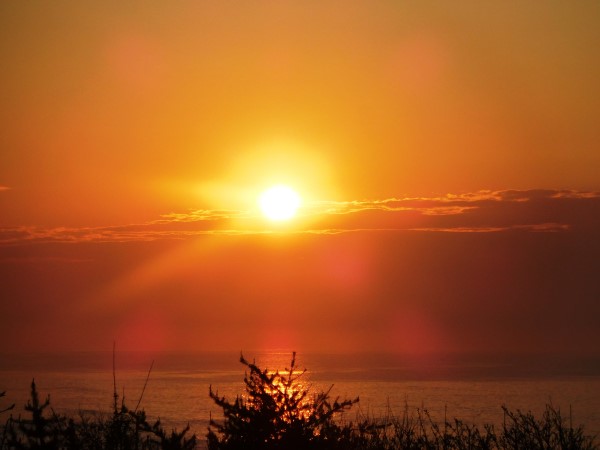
[1,2,599,356]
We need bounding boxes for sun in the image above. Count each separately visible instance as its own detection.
[259,185,301,221]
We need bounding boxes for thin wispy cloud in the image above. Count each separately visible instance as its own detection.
[0,189,598,246]
[410,223,570,233]
[299,199,476,216]
[156,209,250,223]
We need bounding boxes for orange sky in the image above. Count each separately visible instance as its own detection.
[1,2,599,357]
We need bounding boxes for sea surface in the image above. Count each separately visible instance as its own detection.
[1,351,599,445]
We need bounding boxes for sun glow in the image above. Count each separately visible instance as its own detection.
[259,185,301,221]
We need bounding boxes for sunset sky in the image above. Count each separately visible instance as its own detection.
[1,2,599,357]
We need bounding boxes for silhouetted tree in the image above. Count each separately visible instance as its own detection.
[207,352,358,450]
[5,379,65,449]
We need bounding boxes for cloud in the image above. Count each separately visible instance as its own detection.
[0,185,10,192]
[0,189,598,245]
[300,198,477,216]
[156,209,250,223]
[409,223,570,233]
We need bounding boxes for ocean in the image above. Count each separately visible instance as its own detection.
[1,351,599,445]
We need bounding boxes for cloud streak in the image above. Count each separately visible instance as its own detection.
[1,189,598,246]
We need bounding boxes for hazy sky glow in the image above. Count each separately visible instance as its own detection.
[1,2,599,356]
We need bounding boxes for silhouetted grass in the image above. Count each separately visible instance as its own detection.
[1,352,597,449]
[332,402,597,450]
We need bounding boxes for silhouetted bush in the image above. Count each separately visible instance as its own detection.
[207,352,358,450]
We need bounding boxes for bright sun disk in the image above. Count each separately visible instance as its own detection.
[259,185,301,221]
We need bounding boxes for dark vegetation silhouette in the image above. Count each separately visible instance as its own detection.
[207,352,358,450]
[0,392,13,415]
[1,352,597,449]
[0,378,196,450]
[207,353,597,450]
[0,349,197,450]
